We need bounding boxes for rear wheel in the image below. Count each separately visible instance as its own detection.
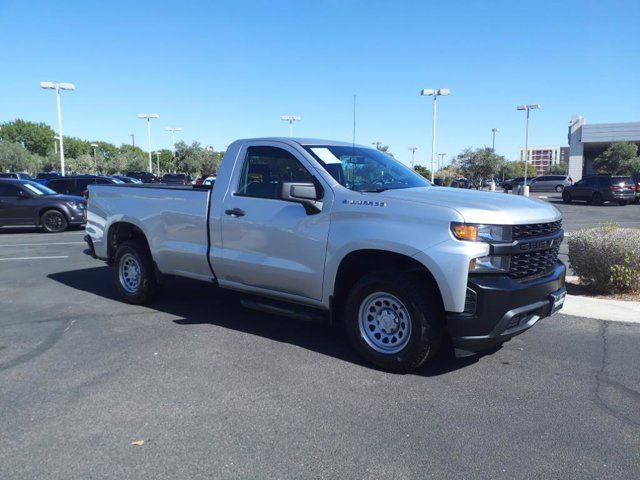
[344,271,444,373]
[41,209,68,233]
[113,239,158,304]
[591,192,604,206]
[562,191,572,203]
[555,185,564,193]
[618,200,628,206]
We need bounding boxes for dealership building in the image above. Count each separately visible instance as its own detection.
[568,115,640,181]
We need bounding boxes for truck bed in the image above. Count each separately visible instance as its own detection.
[86,183,216,282]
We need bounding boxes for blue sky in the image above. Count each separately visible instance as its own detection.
[1,0,638,167]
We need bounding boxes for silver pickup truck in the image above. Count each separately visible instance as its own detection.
[84,138,566,372]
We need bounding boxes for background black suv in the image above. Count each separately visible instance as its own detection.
[562,175,636,206]
[43,175,122,196]
[0,179,86,232]
[126,171,159,183]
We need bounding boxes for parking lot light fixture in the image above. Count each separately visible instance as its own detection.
[138,113,159,173]
[420,88,450,182]
[516,104,541,196]
[40,81,76,176]
[91,143,99,173]
[165,127,182,154]
[281,115,301,137]
[491,128,499,151]
[408,147,418,168]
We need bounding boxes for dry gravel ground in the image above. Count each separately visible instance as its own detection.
[0,227,639,479]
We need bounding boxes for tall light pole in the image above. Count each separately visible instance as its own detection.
[516,104,540,196]
[137,113,159,173]
[130,134,135,147]
[491,128,499,151]
[281,115,300,137]
[438,152,447,171]
[408,147,418,168]
[154,151,161,177]
[40,81,75,176]
[420,88,450,182]
[91,143,99,173]
[165,127,182,154]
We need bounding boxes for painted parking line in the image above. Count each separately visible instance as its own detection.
[0,242,85,247]
[0,256,69,261]
[0,231,85,238]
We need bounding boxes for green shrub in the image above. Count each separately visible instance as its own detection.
[568,226,640,293]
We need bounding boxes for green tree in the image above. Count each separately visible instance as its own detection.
[373,142,394,158]
[501,160,537,180]
[0,142,42,174]
[456,147,505,183]
[63,137,91,159]
[548,163,568,175]
[66,154,95,174]
[0,119,55,156]
[413,165,431,179]
[175,141,216,175]
[594,141,639,174]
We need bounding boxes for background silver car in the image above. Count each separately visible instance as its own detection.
[529,175,573,192]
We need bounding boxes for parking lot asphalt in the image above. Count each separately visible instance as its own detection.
[1,221,639,480]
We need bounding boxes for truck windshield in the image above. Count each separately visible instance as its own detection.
[304,145,429,192]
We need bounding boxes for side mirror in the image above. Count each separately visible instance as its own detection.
[17,190,29,200]
[281,182,322,214]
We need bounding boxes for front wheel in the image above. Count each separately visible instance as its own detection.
[41,209,68,233]
[113,239,158,304]
[344,271,444,373]
[618,200,628,206]
[562,191,572,203]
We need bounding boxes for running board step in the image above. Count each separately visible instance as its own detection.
[240,298,326,323]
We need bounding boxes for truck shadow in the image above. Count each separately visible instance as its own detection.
[48,266,486,377]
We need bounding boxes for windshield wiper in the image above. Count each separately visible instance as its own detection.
[359,188,389,193]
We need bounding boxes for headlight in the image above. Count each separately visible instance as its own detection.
[451,223,511,243]
[68,201,86,210]
[469,255,510,273]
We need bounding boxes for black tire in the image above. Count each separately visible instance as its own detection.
[113,239,158,305]
[344,271,444,373]
[591,192,604,206]
[555,185,564,193]
[633,197,640,205]
[618,200,628,206]
[41,209,68,233]
[562,191,572,204]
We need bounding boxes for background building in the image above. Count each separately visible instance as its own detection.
[568,115,640,181]
[517,146,569,176]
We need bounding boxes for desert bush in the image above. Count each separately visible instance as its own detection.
[568,225,640,293]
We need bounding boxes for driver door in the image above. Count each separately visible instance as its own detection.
[0,184,32,224]
[218,142,332,301]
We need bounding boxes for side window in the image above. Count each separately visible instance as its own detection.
[0,184,22,196]
[94,178,110,184]
[237,146,314,199]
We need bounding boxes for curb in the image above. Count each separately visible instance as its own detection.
[561,294,640,323]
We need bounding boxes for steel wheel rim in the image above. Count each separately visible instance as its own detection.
[45,213,63,231]
[358,292,412,354]
[119,253,142,294]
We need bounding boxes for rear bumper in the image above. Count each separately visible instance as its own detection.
[447,262,566,354]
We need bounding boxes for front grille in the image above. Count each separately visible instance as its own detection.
[510,245,560,279]
[512,220,562,240]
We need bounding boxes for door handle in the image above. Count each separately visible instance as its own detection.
[225,208,245,217]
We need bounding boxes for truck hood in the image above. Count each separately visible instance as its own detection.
[373,187,561,225]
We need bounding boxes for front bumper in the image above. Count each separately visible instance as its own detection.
[447,261,566,354]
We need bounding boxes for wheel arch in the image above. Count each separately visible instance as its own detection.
[37,205,70,225]
[331,249,444,324]
[106,220,151,263]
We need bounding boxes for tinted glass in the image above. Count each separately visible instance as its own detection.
[0,183,22,196]
[0,173,17,178]
[612,176,634,186]
[47,179,74,193]
[237,146,313,199]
